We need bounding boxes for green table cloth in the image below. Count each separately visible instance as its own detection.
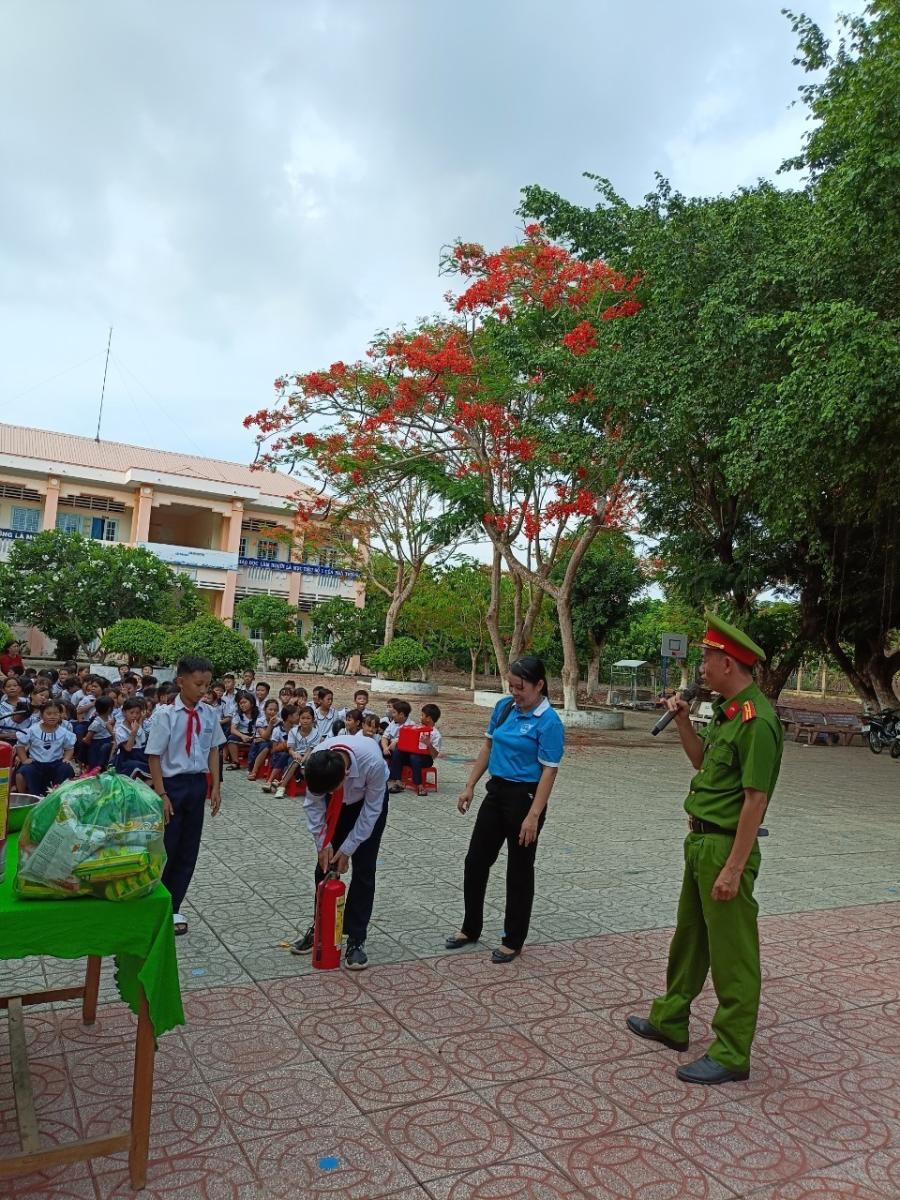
[0,830,184,1038]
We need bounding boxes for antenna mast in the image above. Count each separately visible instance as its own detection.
[95,326,113,442]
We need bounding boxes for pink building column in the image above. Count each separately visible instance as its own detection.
[132,486,154,544]
[220,499,244,625]
[41,476,60,530]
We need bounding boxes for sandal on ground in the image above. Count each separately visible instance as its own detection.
[445,935,478,950]
[417,786,427,796]
[491,947,520,964]
[173,914,188,936]
[388,783,404,794]
[261,783,275,793]
[225,763,240,771]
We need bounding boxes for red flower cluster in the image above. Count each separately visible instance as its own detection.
[601,299,642,320]
[562,321,597,356]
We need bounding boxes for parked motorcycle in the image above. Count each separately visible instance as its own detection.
[863,708,900,755]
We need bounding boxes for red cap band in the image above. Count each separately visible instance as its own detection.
[701,628,758,667]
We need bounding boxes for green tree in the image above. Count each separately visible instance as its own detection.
[153,574,204,629]
[0,620,13,652]
[0,531,187,659]
[368,636,431,682]
[606,598,705,685]
[310,598,382,673]
[164,616,257,676]
[267,630,309,672]
[101,619,169,667]
[234,595,298,665]
[547,533,644,695]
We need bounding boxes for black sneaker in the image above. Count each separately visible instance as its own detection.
[289,925,314,955]
[344,941,368,970]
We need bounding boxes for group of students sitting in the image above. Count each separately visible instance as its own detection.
[0,661,170,796]
[0,659,444,800]
[215,672,443,798]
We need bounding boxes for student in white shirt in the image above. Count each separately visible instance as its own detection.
[388,704,443,795]
[247,698,279,780]
[146,656,226,936]
[115,697,151,777]
[83,696,115,769]
[261,704,302,793]
[289,732,389,969]
[15,701,77,795]
[313,688,336,741]
[272,706,320,799]
[224,693,257,769]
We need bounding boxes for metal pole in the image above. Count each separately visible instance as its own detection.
[95,327,113,442]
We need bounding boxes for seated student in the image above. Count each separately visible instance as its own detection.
[115,697,151,777]
[36,669,58,698]
[0,700,32,754]
[254,681,271,709]
[247,697,279,780]
[293,685,309,706]
[240,667,256,693]
[389,703,442,795]
[56,662,77,697]
[156,681,177,706]
[140,684,157,713]
[225,693,258,768]
[83,696,115,769]
[15,700,77,795]
[383,700,413,769]
[220,673,238,733]
[379,699,401,758]
[28,687,51,728]
[0,675,25,733]
[336,688,376,724]
[314,689,336,741]
[120,675,140,705]
[289,733,390,966]
[362,712,382,741]
[74,675,105,747]
[118,664,133,682]
[277,685,294,709]
[272,705,320,798]
[261,704,301,793]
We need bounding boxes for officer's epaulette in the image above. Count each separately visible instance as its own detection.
[741,700,756,723]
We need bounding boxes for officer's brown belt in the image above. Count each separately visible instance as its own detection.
[687,817,735,836]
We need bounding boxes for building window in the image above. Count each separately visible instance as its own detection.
[10,506,40,533]
[90,517,118,542]
[257,539,279,561]
[238,537,247,558]
[56,512,85,535]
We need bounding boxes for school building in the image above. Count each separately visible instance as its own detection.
[0,423,364,656]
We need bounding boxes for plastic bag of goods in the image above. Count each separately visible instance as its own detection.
[14,769,166,901]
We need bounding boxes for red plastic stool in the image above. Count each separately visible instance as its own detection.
[285,777,307,797]
[401,765,437,792]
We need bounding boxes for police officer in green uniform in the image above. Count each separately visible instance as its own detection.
[626,615,784,1084]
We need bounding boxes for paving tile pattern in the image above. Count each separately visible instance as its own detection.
[2,694,899,1198]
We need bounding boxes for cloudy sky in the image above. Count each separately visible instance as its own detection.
[1,0,859,469]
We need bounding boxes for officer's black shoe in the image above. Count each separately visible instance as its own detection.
[676,1054,749,1085]
[625,1015,689,1053]
[289,925,314,955]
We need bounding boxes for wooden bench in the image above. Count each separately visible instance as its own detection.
[823,712,866,746]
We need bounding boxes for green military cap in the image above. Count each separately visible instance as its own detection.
[700,614,766,666]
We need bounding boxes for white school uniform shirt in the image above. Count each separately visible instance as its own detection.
[115,719,148,750]
[419,726,442,753]
[86,715,113,742]
[230,711,254,736]
[0,699,14,719]
[314,706,336,741]
[254,713,275,739]
[221,692,238,719]
[76,696,97,721]
[17,724,77,762]
[303,733,389,858]
[145,696,226,778]
[68,689,85,708]
[288,726,320,757]
[334,705,377,723]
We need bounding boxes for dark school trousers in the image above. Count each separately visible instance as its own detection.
[18,759,75,796]
[313,791,389,944]
[462,776,545,952]
[389,747,433,784]
[649,832,762,1072]
[161,772,208,913]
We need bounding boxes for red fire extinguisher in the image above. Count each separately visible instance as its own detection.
[313,786,346,971]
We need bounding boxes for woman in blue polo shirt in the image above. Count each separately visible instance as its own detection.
[446,656,564,963]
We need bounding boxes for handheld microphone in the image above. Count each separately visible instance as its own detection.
[651,682,700,736]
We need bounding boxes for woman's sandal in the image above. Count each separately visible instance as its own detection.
[444,935,478,950]
[490,947,520,964]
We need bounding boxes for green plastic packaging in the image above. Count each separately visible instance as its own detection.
[14,770,166,902]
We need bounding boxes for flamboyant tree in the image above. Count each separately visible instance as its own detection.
[246,226,642,709]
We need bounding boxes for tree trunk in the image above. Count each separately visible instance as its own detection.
[485,548,509,689]
[757,647,805,704]
[469,648,478,691]
[826,635,878,708]
[861,641,900,709]
[556,592,579,712]
[382,560,423,647]
[509,573,525,662]
[585,631,603,697]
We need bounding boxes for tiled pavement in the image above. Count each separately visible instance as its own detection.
[2,690,899,1198]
